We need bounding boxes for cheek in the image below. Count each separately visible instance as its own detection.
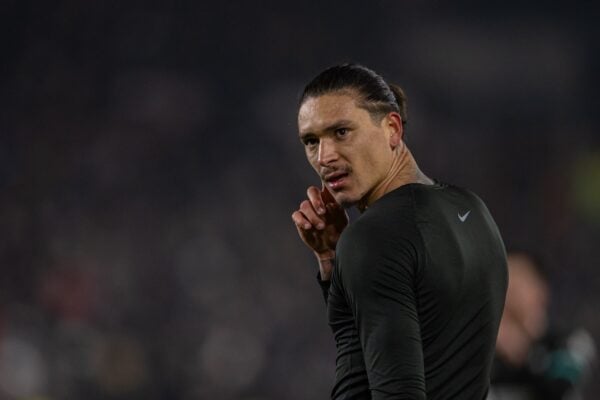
[354,138,390,176]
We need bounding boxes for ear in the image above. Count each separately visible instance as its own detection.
[385,112,403,149]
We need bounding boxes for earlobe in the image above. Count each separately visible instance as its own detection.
[389,132,400,148]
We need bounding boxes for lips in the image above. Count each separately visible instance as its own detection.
[323,171,349,190]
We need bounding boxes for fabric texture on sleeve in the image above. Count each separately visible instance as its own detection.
[317,271,332,303]
[336,218,426,399]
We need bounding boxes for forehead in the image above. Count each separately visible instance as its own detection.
[298,91,367,134]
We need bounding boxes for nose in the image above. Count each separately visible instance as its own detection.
[317,138,338,166]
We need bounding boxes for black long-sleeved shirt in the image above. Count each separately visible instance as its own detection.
[318,182,507,399]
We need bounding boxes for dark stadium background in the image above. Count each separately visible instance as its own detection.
[1,1,598,399]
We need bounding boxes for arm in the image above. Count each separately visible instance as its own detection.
[339,232,426,399]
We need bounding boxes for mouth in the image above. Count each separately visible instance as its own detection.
[323,171,349,191]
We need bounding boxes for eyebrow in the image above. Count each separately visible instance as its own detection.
[299,119,354,140]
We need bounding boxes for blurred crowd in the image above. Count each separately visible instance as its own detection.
[1,1,598,399]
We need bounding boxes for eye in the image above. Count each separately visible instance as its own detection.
[303,137,319,148]
[335,127,349,137]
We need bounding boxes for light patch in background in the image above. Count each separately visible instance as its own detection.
[110,69,210,133]
[176,231,242,310]
[0,336,47,398]
[572,151,600,223]
[90,334,148,396]
[199,326,266,392]
[403,20,583,106]
[253,81,315,183]
[254,81,303,150]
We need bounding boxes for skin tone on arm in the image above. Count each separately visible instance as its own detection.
[495,254,549,365]
[291,90,433,280]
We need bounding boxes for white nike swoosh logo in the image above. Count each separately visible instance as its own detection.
[458,210,471,222]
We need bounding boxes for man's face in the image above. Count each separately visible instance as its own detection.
[298,91,395,207]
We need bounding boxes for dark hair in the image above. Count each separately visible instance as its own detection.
[300,63,408,125]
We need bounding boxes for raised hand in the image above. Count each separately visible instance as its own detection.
[292,185,349,277]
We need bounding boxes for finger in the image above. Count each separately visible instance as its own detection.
[321,185,339,206]
[300,200,326,230]
[291,210,312,231]
[307,186,326,215]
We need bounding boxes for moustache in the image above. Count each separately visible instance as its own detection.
[320,166,352,180]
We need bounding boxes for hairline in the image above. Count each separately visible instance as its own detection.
[300,88,396,125]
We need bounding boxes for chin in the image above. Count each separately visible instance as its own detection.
[334,192,359,209]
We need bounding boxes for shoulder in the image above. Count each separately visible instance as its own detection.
[409,181,482,208]
[335,197,422,284]
[408,181,497,225]
[338,198,419,256]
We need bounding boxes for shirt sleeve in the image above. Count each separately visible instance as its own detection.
[338,229,426,399]
[316,271,331,303]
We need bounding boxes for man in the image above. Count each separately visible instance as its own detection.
[291,64,508,399]
[490,251,596,400]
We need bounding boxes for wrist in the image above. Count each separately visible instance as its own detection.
[314,249,335,262]
[315,251,335,281]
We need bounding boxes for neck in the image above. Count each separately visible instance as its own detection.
[358,143,433,212]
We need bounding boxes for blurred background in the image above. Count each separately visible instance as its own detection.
[1,1,598,399]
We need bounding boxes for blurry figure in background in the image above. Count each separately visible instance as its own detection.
[489,251,596,400]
